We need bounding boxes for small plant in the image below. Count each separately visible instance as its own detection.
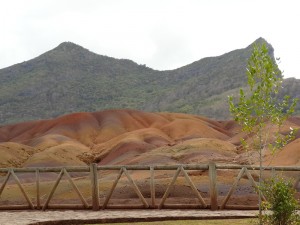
[260,176,300,225]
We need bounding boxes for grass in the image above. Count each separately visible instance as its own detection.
[86,219,254,225]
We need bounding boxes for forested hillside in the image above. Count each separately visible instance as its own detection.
[0,38,299,125]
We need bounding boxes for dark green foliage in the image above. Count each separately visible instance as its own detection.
[0,38,299,125]
[260,177,300,225]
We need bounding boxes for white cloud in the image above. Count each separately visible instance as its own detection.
[0,0,299,78]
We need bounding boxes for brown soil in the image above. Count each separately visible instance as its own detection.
[1,109,299,168]
[0,109,299,208]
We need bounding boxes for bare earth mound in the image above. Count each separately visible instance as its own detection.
[0,109,300,209]
[0,109,299,168]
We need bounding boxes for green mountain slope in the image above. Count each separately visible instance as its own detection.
[0,38,299,125]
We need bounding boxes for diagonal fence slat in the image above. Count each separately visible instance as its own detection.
[158,166,207,209]
[102,167,149,209]
[10,170,34,209]
[244,168,266,201]
[0,171,11,197]
[63,168,89,208]
[42,168,90,210]
[220,167,246,209]
[102,168,123,209]
[180,167,207,208]
[158,167,181,209]
[42,168,65,210]
[123,168,149,208]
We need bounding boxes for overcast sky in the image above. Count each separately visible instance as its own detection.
[1,0,300,78]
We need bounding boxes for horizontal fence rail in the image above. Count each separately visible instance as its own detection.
[0,163,299,210]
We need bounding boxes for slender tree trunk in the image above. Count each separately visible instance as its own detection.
[259,128,263,225]
[259,147,262,225]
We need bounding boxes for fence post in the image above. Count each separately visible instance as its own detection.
[90,163,100,210]
[150,166,155,208]
[36,169,40,209]
[209,162,218,210]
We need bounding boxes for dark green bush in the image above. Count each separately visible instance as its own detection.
[260,176,299,225]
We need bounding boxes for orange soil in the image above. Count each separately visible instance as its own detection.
[0,109,299,168]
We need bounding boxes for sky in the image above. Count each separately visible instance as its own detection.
[1,0,300,79]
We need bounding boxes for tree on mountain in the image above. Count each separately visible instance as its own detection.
[228,43,298,224]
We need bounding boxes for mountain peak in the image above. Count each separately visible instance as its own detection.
[253,37,268,44]
[246,37,274,55]
[57,41,81,48]
[248,37,271,48]
[45,41,95,59]
[54,42,87,53]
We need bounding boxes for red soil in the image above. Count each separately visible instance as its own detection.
[0,109,299,168]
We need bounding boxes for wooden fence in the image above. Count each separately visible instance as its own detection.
[0,163,299,210]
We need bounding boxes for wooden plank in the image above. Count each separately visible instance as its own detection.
[98,164,209,171]
[63,168,89,208]
[10,170,34,209]
[102,168,123,209]
[36,169,40,209]
[105,204,145,209]
[158,167,181,209]
[1,164,300,173]
[216,165,300,171]
[123,168,149,208]
[42,168,64,211]
[224,204,258,210]
[1,164,207,172]
[38,167,89,172]
[181,167,207,208]
[244,168,266,201]
[113,164,207,170]
[0,171,10,197]
[150,167,155,207]
[154,165,209,170]
[90,163,100,210]
[0,205,31,210]
[162,204,206,209]
[0,167,89,173]
[208,162,218,210]
[47,204,91,209]
[98,165,150,170]
[220,167,245,209]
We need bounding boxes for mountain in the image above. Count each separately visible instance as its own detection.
[0,38,299,125]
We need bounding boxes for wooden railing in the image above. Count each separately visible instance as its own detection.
[0,164,299,210]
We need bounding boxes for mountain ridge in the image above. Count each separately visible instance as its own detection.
[0,38,299,125]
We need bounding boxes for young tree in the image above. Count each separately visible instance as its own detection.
[228,43,298,224]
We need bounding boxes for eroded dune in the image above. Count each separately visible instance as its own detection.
[0,109,299,167]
